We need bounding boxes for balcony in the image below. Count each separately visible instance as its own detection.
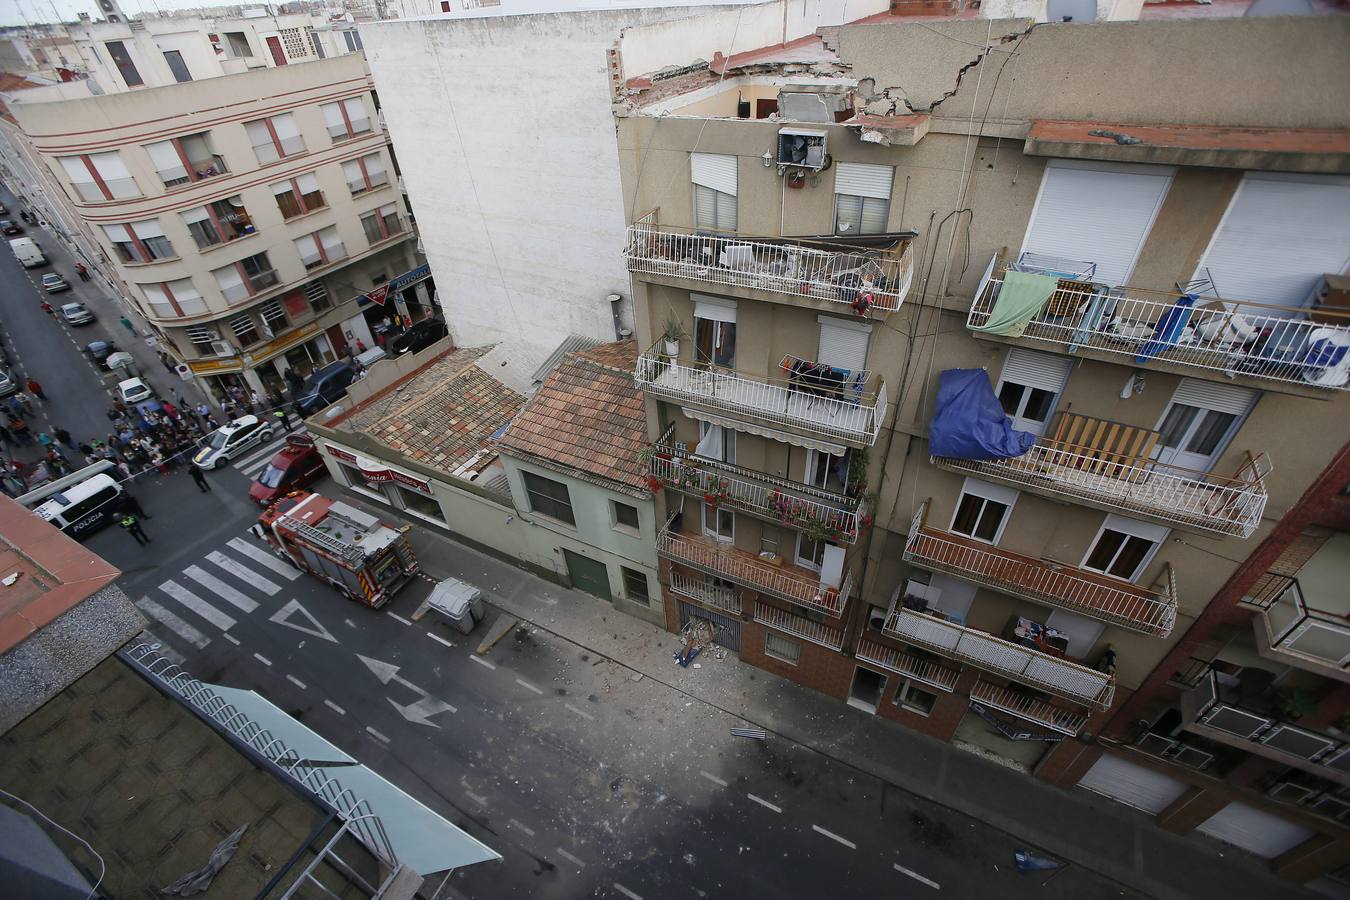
[668,569,741,615]
[883,606,1115,708]
[648,439,867,544]
[932,412,1270,539]
[856,638,960,692]
[657,528,851,618]
[753,602,845,651]
[903,500,1177,636]
[1246,574,1350,681]
[626,209,914,314]
[967,262,1350,394]
[970,679,1089,736]
[1183,668,1350,787]
[635,345,886,449]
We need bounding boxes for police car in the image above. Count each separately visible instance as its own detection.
[193,415,274,470]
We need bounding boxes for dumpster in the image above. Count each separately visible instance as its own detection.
[427,577,486,635]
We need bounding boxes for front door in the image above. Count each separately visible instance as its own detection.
[326,324,349,359]
[848,666,886,714]
[265,36,287,66]
[563,550,611,601]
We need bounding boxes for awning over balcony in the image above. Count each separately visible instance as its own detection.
[681,408,847,456]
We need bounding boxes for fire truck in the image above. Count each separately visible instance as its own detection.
[256,491,419,608]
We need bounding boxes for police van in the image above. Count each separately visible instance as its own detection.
[19,462,125,538]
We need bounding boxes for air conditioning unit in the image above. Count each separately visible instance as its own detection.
[777,128,827,172]
[211,341,235,358]
[1135,732,1177,758]
[1268,781,1320,804]
[1169,745,1215,771]
[1308,794,1350,822]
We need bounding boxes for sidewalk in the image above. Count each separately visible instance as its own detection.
[344,493,1313,900]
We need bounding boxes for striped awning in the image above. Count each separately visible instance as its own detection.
[680,407,847,456]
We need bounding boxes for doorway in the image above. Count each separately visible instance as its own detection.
[848,666,886,714]
[563,550,611,602]
[265,36,287,66]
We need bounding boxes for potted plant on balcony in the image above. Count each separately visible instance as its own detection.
[663,313,685,358]
[646,473,666,494]
[702,476,730,509]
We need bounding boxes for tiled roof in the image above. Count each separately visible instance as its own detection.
[497,340,648,493]
[342,346,526,474]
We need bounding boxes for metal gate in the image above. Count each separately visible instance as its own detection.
[563,550,611,602]
[680,602,740,652]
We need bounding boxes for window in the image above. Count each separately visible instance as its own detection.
[804,448,849,493]
[522,471,574,525]
[894,679,938,715]
[259,300,288,334]
[817,316,871,372]
[305,281,330,312]
[361,203,402,244]
[833,162,893,235]
[396,485,443,522]
[694,421,735,463]
[441,1,452,9]
[213,252,276,302]
[950,478,1017,544]
[307,28,326,59]
[141,278,206,318]
[163,49,191,82]
[294,226,346,269]
[224,31,252,57]
[144,132,226,188]
[239,252,278,291]
[693,296,736,368]
[612,501,640,533]
[271,173,325,219]
[182,196,252,249]
[230,313,260,346]
[245,113,305,164]
[102,220,173,263]
[765,632,801,665]
[796,532,831,571]
[185,324,217,348]
[380,203,401,237]
[342,154,388,195]
[322,97,372,141]
[58,151,139,202]
[1083,515,1168,582]
[343,30,363,52]
[622,567,650,606]
[1154,380,1255,472]
[691,152,736,231]
[703,503,733,543]
[104,40,142,86]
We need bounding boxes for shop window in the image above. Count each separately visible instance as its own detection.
[397,485,444,523]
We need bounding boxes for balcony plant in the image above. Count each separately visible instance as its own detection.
[703,476,730,509]
[646,473,665,494]
[663,313,685,358]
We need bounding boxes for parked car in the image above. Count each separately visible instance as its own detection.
[60,302,93,325]
[117,377,154,404]
[194,415,274,470]
[0,203,9,215]
[43,273,70,294]
[85,340,117,368]
[389,320,448,356]
[248,434,325,505]
[0,220,22,236]
[0,368,16,397]
[294,361,356,416]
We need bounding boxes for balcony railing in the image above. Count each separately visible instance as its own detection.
[903,500,1178,636]
[669,568,742,615]
[626,209,914,314]
[753,602,845,651]
[856,638,960,692]
[1246,575,1350,671]
[883,607,1115,708]
[932,436,1269,539]
[635,343,886,448]
[657,528,851,618]
[969,679,1089,736]
[968,264,1350,391]
[649,442,866,543]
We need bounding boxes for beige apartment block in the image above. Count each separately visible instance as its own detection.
[614,9,1350,882]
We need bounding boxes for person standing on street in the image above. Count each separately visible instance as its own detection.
[75,262,89,282]
[119,316,135,335]
[53,426,73,449]
[189,465,211,493]
[25,378,43,401]
[40,301,55,319]
[119,511,151,545]
[121,491,152,520]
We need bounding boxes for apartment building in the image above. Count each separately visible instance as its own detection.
[5,51,420,402]
[614,7,1350,882]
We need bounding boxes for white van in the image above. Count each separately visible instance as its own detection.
[33,473,125,537]
[9,237,46,268]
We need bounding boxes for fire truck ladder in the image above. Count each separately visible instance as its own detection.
[279,515,366,566]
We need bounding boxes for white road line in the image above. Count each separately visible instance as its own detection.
[366,726,390,743]
[222,633,241,646]
[465,790,487,807]
[508,819,536,837]
[239,456,273,477]
[426,632,455,648]
[386,612,412,625]
[747,793,782,813]
[894,863,941,890]
[324,700,347,715]
[699,771,728,788]
[556,847,585,869]
[225,537,301,580]
[136,598,211,649]
[564,703,594,721]
[206,551,281,595]
[515,678,543,695]
[232,439,286,471]
[254,653,273,667]
[469,655,496,670]
[183,565,259,613]
[286,674,308,690]
[158,580,236,631]
[613,883,642,900]
[812,824,856,850]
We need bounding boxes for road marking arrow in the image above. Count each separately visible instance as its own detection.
[387,695,457,728]
[357,654,424,692]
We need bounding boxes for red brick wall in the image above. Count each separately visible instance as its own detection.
[873,666,978,742]
[740,620,853,700]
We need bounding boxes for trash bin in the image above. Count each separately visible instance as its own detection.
[427,577,484,635]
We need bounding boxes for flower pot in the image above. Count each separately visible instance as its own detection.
[663,339,679,357]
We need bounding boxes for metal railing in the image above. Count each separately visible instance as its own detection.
[1188,668,1349,768]
[903,500,1178,636]
[626,209,914,314]
[856,638,960,692]
[123,643,399,869]
[649,443,865,543]
[970,679,1089,736]
[657,527,851,618]
[753,601,845,651]
[883,606,1115,708]
[1246,575,1350,669]
[635,342,886,447]
[931,447,1269,539]
[968,270,1350,391]
[669,568,742,615]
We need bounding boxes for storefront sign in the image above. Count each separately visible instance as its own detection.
[187,356,244,375]
[356,264,432,307]
[324,443,433,495]
[245,321,321,366]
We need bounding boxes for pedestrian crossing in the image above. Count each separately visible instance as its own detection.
[228,427,310,480]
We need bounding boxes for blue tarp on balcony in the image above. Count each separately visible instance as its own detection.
[930,369,1036,460]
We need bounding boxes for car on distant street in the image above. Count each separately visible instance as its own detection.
[194,415,274,470]
[85,340,117,368]
[0,203,8,215]
[60,302,93,325]
[0,368,16,397]
[43,273,70,293]
[0,220,21,236]
[117,377,154,404]
[389,319,448,356]
[248,434,324,505]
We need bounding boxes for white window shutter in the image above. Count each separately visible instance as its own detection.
[321,102,345,130]
[144,140,185,181]
[1170,378,1257,417]
[130,219,164,239]
[295,172,320,194]
[170,278,206,314]
[691,152,737,196]
[102,223,130,242]
[1000,349,1072,394]
[834,162,893,200]
[817,316,871,371]
[364,155,386,182]
[180,206,209,225]
[693,295,737,324]
[271,179,295,196]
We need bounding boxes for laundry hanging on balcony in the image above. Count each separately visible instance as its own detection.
[969,270,1059,337]
[929,368,1037,460]
[1134,293,1196,363]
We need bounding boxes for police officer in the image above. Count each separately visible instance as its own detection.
[119,512,151,545]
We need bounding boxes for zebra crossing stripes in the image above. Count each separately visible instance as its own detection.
[183,564,259,613]
[230,427,309,478]
[136,597,212,649]
[205,550,282,596]
[159,580,237,631]
[226,537,302,581]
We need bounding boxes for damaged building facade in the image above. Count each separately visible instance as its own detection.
[612,5,1350,885]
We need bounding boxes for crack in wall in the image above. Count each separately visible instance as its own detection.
[861,25,1036,117]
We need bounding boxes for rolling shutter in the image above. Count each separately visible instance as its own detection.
[130,219,164,239]
[1077,754,1188,814]
[691,153,737,196]
[1194,174,1350,306]
[101,223,130,242]
[1020,160,1174,286]
[834,162,893,200]
[817,316,871,371]
[693,294,736,324]
[1196,803,1314,859]
[1171,379,1257,417]
[999,348,1071,393]
[143,140,185,182]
